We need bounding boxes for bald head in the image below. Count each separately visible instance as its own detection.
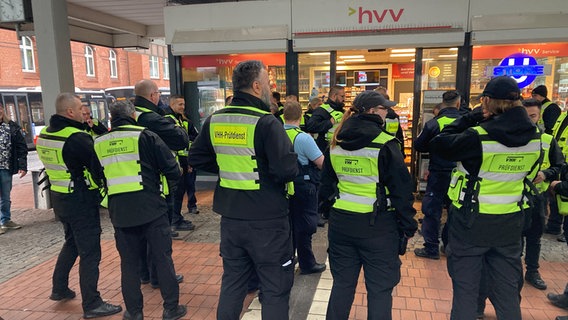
[55,92,83,122]
[134,79,160,104]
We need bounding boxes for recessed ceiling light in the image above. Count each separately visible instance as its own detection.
[391,49,416,53]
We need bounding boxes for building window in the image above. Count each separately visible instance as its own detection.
[85,46,95,76]
[149,56,159,79]
[163,58,169,80]
[109,49,118,78]
[19,36,35,72]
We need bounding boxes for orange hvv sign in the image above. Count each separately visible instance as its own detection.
[181,54,285,68]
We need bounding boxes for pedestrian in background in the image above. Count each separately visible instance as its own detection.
[94,101,186,320]
[430,76,541,319]
[319,90,417,320]
[189,60,298,320]
[36,93,122,319]
[522,98,563,290]
[0,103,27,234]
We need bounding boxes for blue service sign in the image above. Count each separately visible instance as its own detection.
[486,53,551,89]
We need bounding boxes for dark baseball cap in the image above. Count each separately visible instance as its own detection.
[352,90,397,113]
[480,76,521,101]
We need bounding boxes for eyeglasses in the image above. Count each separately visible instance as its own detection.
[153,91,161,95]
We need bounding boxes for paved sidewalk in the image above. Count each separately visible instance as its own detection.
[2,171,568,319]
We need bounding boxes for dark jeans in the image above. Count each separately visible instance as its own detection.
[114,214,179,314]
[51,190,103,311]
[0,169,13,224]
[326,225,400,320]
[217,216,294,320]
[173,168,197,225]
[447,233,522,320]
[421,170,452,254]
[289,181,319,270]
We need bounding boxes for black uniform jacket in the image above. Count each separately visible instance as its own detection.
[305,98,344,152]
[133,96,189,152]
[430,106,541,246]
[164,106,199,170]
[46,114,105,191]
[188,91,298,220]
[7,120,27,174]
[414,107,461,172]
[105,117,181,228]
[319,113,417,238]
[541,98,562,135]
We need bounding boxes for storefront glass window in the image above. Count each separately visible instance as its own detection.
[471,43,568,110]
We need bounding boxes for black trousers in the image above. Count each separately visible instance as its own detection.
[51,190,103,311]
[289,181,319,271]
[326,221,400,320]
[173,167,197,221]
[447,233,522,320]
[217,216,294,320]
[114,214,179,314]
[421,170,451,254]
[523,196,546,273]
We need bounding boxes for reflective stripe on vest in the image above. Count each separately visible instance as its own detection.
[330,132,395,213]
[94,126,144,195]
[210,106,270,190]
[322,104,344,141]
[448,126,541,214]
[36,126,97,193]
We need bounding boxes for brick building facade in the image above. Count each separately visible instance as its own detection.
[0,29,170,90]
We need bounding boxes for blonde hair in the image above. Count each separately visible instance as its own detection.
[486,98,522,115]
[330,108,356,148]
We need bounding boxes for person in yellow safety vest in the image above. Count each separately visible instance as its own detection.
[413,90,462,260]
[548,104,568,240]
[282,100,326,275]
[374,86,405,157]
[94,100,187,320]
[164,95,200,224]
[188,60,298,320]
[532,85,562,135]
[522,98,564,290]
[132,80,188,288]
[319,90,417,320]
[548,164,568,320]
[430,76,542,319]
[305,85,346,153]
[36,93,122,319]
[81,105,108,136]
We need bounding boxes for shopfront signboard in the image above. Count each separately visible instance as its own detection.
[486,53,552,88]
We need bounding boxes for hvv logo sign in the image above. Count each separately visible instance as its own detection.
[348,7,404,24]
[486,53,551,88]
